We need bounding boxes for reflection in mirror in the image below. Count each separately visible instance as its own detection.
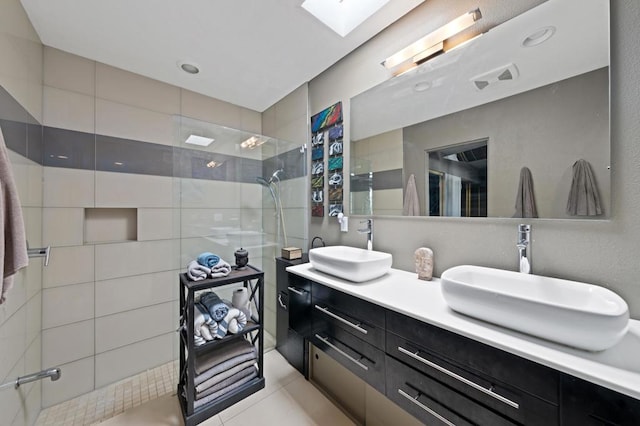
[427,139,488,217]
[350,0,609,219]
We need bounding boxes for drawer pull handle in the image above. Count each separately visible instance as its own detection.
[398,389,456,426]
[314,305,368,335]
[287,286,305,296]
[277,294,287,309]
[397,346,520,410]
[315,334,369,371]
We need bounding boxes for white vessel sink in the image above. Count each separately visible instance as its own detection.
[309,246,392,283]
[440,265,630,351]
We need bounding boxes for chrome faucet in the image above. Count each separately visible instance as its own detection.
[358,219,373,251]
[517,224,531,274]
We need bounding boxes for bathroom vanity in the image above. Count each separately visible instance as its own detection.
[287,264,640,425]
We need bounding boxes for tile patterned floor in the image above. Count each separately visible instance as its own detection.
[34,361,178,426]
[34,332,289,426]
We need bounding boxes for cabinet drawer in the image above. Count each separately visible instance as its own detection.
[312,296,385,349]
[311,282,385,329]
[561,374,640,425]
[388,332,558,425]
[311,323,385,393]
[386,355,516,426]
[387,310,558,404]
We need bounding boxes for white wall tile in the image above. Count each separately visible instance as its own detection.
[180,208,242,238]
[96,98,175,146]
[42,207,84,247]
[94,240,179,281]
[241,183,262,210]
[180,89,242,129]
[95,271,175,317]
[43,86,95,133]
[25,292,41,344]
[23,206,42,248]
[95,302,173,353]
[42,245,94,288]
[0,305,26,383]
[95,171,176,208]
[6,151,42,208]
[95,333,173,388]
[137,208,178,241]
[44,47,95,96]
[42,356,94,408]
[0,355,24,425]
[179,178,241,209]
[240,108,262,134]
[42,282,94,329]
[96,63,180,115]
[42,319,94,367]
[43,167,95,208]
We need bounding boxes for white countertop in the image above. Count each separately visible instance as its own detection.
[287,264,640,400]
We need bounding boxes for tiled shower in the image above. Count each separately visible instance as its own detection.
[0,5,309,422]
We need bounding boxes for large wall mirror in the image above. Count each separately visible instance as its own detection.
[350,0,610,219]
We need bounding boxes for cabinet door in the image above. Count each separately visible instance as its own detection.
[561,375,640,425]
[288,274,312,336]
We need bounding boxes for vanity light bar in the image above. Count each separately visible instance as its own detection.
[383,8,482,69]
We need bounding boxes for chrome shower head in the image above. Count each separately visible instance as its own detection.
[269,169,284,183]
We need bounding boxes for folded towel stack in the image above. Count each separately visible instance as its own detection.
[191,338,258,408]
[187,260,211,281]
[197,252,220,268]
[185,252,233,281]
[192,291,250,345]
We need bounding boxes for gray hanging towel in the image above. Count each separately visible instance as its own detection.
[513,167,538,218]
[566,159,602,216]
[0,127,29,305]
[403,173,420,216]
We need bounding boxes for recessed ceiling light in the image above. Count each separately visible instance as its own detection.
[301,0,390,37]
[522,26,556,47]
[185,135,214,146]
[178,61,200,74]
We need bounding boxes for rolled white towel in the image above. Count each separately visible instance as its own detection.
[200,324,214,341]
[187,260,211,281]
[210,259,232,278]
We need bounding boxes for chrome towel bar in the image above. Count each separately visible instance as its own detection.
[27,244,50,266]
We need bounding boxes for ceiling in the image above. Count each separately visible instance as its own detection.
[20,0,424,112]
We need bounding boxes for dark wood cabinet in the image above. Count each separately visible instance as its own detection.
[561,374,640,425]
[284,274,640,426]
[275,257,309,376]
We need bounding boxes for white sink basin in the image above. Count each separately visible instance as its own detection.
[309,246,392,283]
[440,265,630,351]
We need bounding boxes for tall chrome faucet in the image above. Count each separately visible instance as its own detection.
[358,219,373,251]
[517,224,531,274]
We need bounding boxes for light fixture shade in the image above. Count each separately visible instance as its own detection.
[302,0,390,37]
[185,135,214,146]
[383,8,482,69]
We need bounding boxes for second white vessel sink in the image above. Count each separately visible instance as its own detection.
[440,265,629,351]
[309,245,392,283]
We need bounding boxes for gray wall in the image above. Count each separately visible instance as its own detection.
[308,0,640,319]
[403,67,610,218]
